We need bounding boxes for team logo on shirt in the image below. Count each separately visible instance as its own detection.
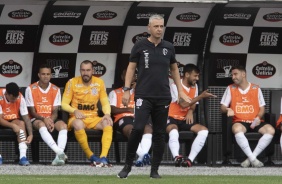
[92,88,98,95]
[135,98,143,108]
[242,97,249,103]
[163,48,168,55]
[42,97,48,103]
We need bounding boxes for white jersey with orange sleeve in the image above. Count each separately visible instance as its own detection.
[25,82,61,118]
[0,89,28,120]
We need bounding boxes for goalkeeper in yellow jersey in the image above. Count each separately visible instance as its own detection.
[62,60,113,167]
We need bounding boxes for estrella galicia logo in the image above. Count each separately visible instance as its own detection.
[49,31,73,46]
[93,10,117,20]
[0,60,23,77]
[219,32,243,46]
[132,32,150,44]
[8,9,32,19]
[263,12,282,22]
[176,12,200,22]
[92,60,106,77]
[252,61,276,79]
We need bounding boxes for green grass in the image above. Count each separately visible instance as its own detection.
[0,175,282,184]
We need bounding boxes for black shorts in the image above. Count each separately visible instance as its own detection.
[113,116,134,133]
[114,116,152,133]
[233,122,268,132]
[31,118,62,124]
[167,117,197,131]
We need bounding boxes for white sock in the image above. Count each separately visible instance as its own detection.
[188,130,208,162]
[253,134,273,157]
[168,129,180,158]
[280,133,282,153]
[235,132,256,162]
[57,129,68,153]
[19,142,27,159]
[136,133,152,161]
[39,127,62,154]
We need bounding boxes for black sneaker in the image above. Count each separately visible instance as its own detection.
[181,158,192,167]
[174,155,184,167]
[117,164,131,179]
[150,169,161,179]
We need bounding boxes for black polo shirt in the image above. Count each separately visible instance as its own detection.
[129,38,177,99]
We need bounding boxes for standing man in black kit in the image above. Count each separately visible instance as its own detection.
[117,14,190,179]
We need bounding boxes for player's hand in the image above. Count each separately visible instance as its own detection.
[26,135,33,144]
[103,114,113,126]
[74,110,86,119]
[226,108,234,117]
[122,91,131,107]
[185,111,193,124]
[44,117,54,132]
[199,90,217,98]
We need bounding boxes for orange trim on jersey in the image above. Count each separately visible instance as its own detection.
[229,83,260,123]
[113,88,134,123]
[0,89,21,120]
[29,82,59,118]
[276,114,282,129]
[168,85,196,120]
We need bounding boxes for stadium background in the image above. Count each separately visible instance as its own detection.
[0,0,281,165]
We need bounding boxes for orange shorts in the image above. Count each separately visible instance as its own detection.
[67,116,102,130]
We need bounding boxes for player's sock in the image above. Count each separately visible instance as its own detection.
[75,129,93,159]
[235,132,256,161]
[253,134,273,157]
[19,142,28,159]
[39,127,62,154]
[100,126,113,157]
[136,133,152,161]
[168,129,180,158]
[57,129,68,152]
[188,130,208,162]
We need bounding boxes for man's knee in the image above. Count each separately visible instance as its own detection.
[261,124,275,135]
[72,119,85,130]
[166,124,178,133]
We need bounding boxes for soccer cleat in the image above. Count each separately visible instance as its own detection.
[58,153,66,161]
[181,158,192,167]
[174,155,184,167]
[63,154,68,162]
[251,159,264,168]
[143,153,151,165]
[150,169,161,179]
[241,159,251,168]
[135,160,144,167]
[89,154,99,166]
[51,155,65,166]
[117,164,132,179]
[95,157,112,167]
[19,157,30,166]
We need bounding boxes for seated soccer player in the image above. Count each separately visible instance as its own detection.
[167,64,216,167]
[276,96,282,154]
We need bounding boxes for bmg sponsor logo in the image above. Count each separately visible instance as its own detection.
[0,60,22,77]
[263,12,282,22]
[252,61,276,79]
[176,12,200,22]
[132,32,150,44]
[93,10,117,20]
[49,31,73,46]
[8,9,32,19]
[219,32,243,46]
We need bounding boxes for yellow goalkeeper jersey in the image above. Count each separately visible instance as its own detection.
[62,76,109,117]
